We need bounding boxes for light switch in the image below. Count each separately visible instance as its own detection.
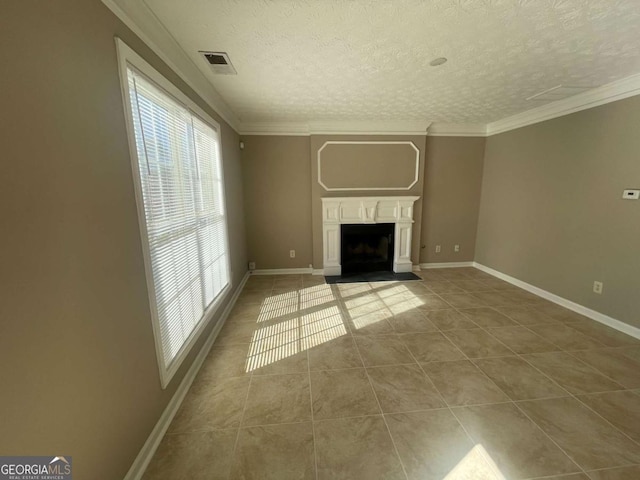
[622,189,639,200]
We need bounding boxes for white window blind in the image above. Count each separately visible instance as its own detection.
[125,66,230,377]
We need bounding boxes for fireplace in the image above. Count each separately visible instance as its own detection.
[341,223,394,274]
[321,196,419,276]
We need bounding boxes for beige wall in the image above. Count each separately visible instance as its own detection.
[476,96,640,327]
[420,136,486,263]
[241,135,487,271]
[310,135,428,268]
[241,136,313,269]
[0,1,247,478]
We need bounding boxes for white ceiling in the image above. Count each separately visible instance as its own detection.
[117,0,640,133]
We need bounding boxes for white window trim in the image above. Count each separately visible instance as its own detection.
[115,37,232,388]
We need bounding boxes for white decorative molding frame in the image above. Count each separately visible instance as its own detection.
[317,141,420,191]
[322,196,419,276]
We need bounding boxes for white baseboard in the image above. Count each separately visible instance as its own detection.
[124,271,250,480]
[420,262,474,269]
[312,269,325,276]
[251,267,313,275]
[412,265,421,272]
[473,262,640,340]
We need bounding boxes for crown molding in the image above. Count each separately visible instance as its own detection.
[427,123,487,137]
[239,120,431,136]
[238,122,311,136]
[486,73,640,136]
[101,0,241,131]
[308,120,430,135]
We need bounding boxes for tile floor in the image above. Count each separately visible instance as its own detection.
[143,267,640,480]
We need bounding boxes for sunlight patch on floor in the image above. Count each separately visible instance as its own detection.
[246,286,348,372]
[343,293,380,309]
[383,294,426,315]
[245,318,300,372]
[351,311,393,330]
[257,292,299,322]
[302,306,347,349]
[333,283,372,298]
[443,444,507,480]
[299,284,335,310]
[246,282,426,371]
[371,284,428,316]
[375,284,411,299]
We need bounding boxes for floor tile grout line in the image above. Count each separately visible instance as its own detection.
[228,370,254,478]
[410,342,512,480]
[563,347,638,389]
[406,308,517,408]
[424,283,619,477]
[442,329,518,358]
[338,292,416,477]
[450,304,579,371]
[313,410,445,424]
[510,399,589,477]
[517,321,607,352]
[452,312,570,402]
[577,463,640,478]
[432,275,640,458]
[570,393,640,448]
[306,349,319,480]
[460,308,600,402]
[445,403,520,480]
[510,344,640,449]
[561,322,639,349]
[508,343,640,470]
[522,472,592,480]
[237,419,315,429]
[399,330,510,480]
[350,323,410,480]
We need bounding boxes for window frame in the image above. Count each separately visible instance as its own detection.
[115,38,232,388]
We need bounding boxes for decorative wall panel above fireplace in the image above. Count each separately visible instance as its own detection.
[317,141,420,191]
[321,196,420,276]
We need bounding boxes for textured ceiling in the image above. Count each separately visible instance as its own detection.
[144,0,640,125]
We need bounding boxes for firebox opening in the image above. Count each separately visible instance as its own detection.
[341,223,394,275]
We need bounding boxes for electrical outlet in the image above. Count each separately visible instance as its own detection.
[248,261,256,270]
[454,244,460,252]
[593,281,603,294]
[289,250,296,258]
[622,189,639,200]
[435,245,441,253]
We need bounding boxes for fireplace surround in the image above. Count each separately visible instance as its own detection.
[321,196,420,276]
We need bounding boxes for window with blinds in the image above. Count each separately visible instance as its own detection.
[122,59,230,386]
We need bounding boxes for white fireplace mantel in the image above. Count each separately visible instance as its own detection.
[321,196,420,276]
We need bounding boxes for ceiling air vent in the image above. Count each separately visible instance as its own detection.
[199,51,237,75]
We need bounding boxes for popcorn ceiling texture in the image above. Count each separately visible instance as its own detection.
[146,0,640,124]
